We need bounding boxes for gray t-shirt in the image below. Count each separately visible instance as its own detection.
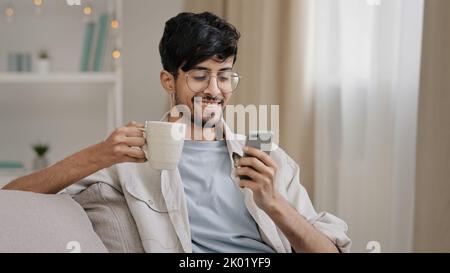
[178,140,275,253]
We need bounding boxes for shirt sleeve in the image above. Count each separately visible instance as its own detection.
[64,165,121,197]
[283,157,352,253]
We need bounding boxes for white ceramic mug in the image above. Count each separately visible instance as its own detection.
[142,121,186,170]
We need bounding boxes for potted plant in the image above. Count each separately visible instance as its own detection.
[32,143,49,171]
[37,49,50,74]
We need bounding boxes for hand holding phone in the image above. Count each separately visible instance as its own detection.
[238,131,273,180]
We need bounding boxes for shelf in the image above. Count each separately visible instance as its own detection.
[0,72,117,84]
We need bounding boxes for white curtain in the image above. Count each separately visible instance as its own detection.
[312,0,424,252]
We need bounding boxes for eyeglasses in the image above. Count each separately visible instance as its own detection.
[183,69,241,94]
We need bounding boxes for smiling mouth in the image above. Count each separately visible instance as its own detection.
[192,96,224,106]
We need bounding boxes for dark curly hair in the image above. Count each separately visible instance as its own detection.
[159,12,241,76]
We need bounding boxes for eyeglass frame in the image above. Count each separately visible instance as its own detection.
[170,69,242,94]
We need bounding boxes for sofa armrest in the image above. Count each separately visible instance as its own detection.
[0,190,108,253]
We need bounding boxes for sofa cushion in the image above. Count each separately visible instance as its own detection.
[71,182,145,253]
[0,190,108,253]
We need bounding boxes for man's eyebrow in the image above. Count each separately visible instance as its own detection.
[192,66,233,71]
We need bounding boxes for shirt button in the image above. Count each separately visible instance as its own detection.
[148,200,154,205]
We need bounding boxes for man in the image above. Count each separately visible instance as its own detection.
[3,12,350,253]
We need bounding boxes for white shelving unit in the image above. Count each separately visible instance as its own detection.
[0,0,123,133]
[0,71,121,132]
[0,72,116,83]
[0,0,123,181]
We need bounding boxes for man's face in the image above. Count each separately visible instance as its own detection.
[173,57,235,127]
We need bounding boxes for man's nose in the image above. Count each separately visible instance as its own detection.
[203,76,221,97]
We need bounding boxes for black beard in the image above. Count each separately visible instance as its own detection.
[189,95,224,128]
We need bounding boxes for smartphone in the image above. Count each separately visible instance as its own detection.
[245,131,273,156]
[238,131,273,180]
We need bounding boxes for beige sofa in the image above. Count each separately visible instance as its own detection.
[0,183,144,253]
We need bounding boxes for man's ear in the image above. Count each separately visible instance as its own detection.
[160,70,175,94]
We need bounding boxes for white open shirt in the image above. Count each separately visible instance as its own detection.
[68,115,351,253]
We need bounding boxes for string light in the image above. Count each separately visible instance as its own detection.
[33,0,43,7]
[83,5,92,16]
[111,19,119,29]
[4,1,14,23]
[33,0,44,15]
[112,49,121,60]
[5,7,14,17]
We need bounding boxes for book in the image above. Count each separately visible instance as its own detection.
[0,161,24,170]
[80,21,95,72]
[0,161,25,176]
[103,21,116,72]
[93,13,110,72]
[89,19,100,71]
[24,54,32,72]
[17,54,23,72]
[7,53,16,72]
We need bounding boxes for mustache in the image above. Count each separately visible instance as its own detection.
[191,95,224,104]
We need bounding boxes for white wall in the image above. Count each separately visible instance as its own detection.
[0,0,182,170]
[122,0,183,123]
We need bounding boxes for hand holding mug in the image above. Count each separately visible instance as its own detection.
[94,121,147,168]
